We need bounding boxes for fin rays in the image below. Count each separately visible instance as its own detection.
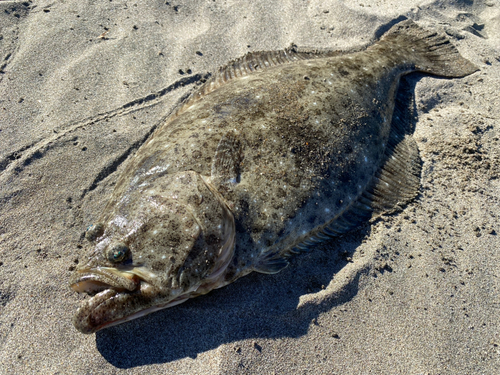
[176,45,342,118]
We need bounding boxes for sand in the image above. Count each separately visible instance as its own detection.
[0,0,499,374]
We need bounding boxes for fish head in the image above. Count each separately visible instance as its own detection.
[70,171,235,333]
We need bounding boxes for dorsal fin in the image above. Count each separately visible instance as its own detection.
[175,45,343,117]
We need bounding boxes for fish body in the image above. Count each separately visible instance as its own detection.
[70,20,477,333]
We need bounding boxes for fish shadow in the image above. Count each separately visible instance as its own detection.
[95,75,425,367]
[95,226,370,368]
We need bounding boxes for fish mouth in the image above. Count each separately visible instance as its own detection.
[69,266,182,334]
[70,266,142,294]
[75,288,191,334]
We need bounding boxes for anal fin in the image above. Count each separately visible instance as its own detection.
[368,75,421,214]
[368,134,421,214]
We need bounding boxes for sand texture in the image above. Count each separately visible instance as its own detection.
[0,0,499,374]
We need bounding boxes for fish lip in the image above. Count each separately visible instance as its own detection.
[69,266,145,293]
[70,252,235,333]
[73,288,120,334]
[72,274,192,334]
[71,265,187,333]
[74,289,190,334]
[71,267,162,334]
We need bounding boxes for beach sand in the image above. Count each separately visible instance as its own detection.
[0,0,499,373]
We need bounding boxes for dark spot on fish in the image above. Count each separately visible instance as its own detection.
[224,266,236,281]
[339,171,351,184]
[235,219,246,233]
[370,108,383,123]
[205,234,219,246]
[251,224,263,234]
[179,175,191,184]
[151,260,167,272]
[187,194,201,206]
[247,110,266,122]
[276,188,286,198]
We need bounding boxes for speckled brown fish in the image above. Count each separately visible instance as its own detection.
[69,20,477,333]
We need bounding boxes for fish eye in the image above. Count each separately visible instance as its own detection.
[85,223,104,242]
[107,243,129,263]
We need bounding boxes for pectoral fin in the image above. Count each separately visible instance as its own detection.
[254,251,289,274]
[211,131,243,191]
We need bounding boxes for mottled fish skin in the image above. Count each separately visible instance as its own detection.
[70,20,477,333]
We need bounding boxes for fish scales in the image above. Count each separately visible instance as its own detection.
[70,20,478,333]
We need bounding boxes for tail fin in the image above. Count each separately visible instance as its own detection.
[379,19,478,77]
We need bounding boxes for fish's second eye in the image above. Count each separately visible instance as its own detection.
[107,243,129,263]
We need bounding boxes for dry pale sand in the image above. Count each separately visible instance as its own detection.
[0,0,499,374]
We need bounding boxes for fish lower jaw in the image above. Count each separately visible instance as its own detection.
[73,274,227,334]
[84,295,190,334]
[73,282,191,334]
[71,265,231,334]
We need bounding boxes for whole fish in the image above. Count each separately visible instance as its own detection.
[70,19,477,333]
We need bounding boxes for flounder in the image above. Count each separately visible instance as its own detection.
[70,20,477,333]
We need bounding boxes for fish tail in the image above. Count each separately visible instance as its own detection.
[380,19,478,77]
